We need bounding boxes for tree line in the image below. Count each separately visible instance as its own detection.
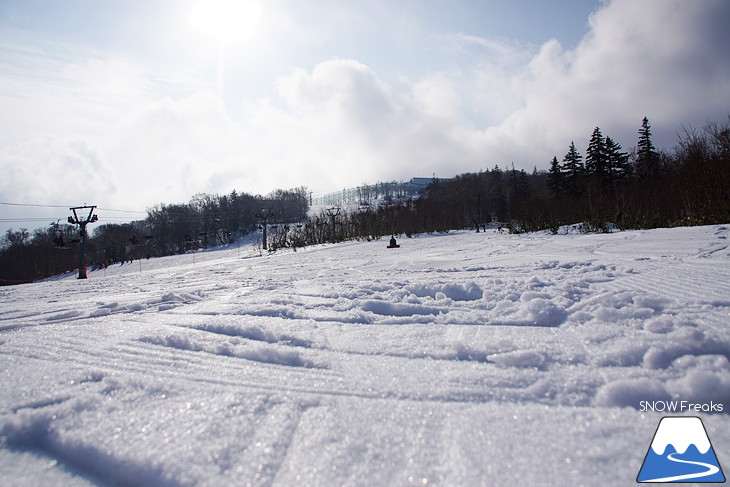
[411,116,728,235]
[0,187,308,285]
[2,116,728,285]
[537,116,729,231]
[273,116,727,245]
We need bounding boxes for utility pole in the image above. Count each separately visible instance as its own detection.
[256,207,274,250]
[68,205,98,279]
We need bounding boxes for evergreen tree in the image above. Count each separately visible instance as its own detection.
[605,136,630,183]
[490,165,507,221]
[585,127,608,181]
[509,167,530,202]
[562,141,584,196]
[518,169,530,197]
[547,156,563,198]
[635,116,660,179]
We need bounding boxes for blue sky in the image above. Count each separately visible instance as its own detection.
[1,0,729,231]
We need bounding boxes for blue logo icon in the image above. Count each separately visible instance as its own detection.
[637,416,725,483]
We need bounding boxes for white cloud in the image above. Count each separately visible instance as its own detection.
[110,90,246,203]
[474,0,730,165]
[0,137,117,213]
[262,58,486,185]
[237,0,730,187]
[0,42,151,147]
[413,72,464,123]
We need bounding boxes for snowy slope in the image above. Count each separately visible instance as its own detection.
[1,225,729,486]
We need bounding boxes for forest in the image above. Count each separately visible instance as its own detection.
[2,116,728,285]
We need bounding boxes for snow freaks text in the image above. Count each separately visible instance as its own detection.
[639,401,724,413]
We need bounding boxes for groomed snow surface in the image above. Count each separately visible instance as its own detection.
[1,225,729,486]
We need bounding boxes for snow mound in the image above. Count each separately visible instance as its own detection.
[139,334,323,369]
[406,282,484,301]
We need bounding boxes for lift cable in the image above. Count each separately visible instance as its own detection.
[0,202,71,209]
[1,202,147,216]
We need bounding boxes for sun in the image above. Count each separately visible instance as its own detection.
[190,0,262,44]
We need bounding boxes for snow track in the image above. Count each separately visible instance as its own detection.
[1,225,729,486]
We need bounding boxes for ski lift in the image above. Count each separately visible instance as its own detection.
[53,234,68,249]
[51,220,66,248]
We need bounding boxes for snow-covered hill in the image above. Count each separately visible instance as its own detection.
[1,225,729,486]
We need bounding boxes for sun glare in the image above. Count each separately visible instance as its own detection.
[190,0,262,44]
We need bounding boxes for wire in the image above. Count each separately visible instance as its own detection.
[97,207,147,214]
[1,202,147,214]
[0,202,71,209]
[0,218,64,223]
[0,215,147,222]
[0,202,148,227]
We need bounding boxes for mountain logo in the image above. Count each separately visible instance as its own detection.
[637,416,725,483]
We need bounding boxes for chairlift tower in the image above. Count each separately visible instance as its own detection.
[325,206,341,242]
[68,205,98,279]
[256,207,274,250]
